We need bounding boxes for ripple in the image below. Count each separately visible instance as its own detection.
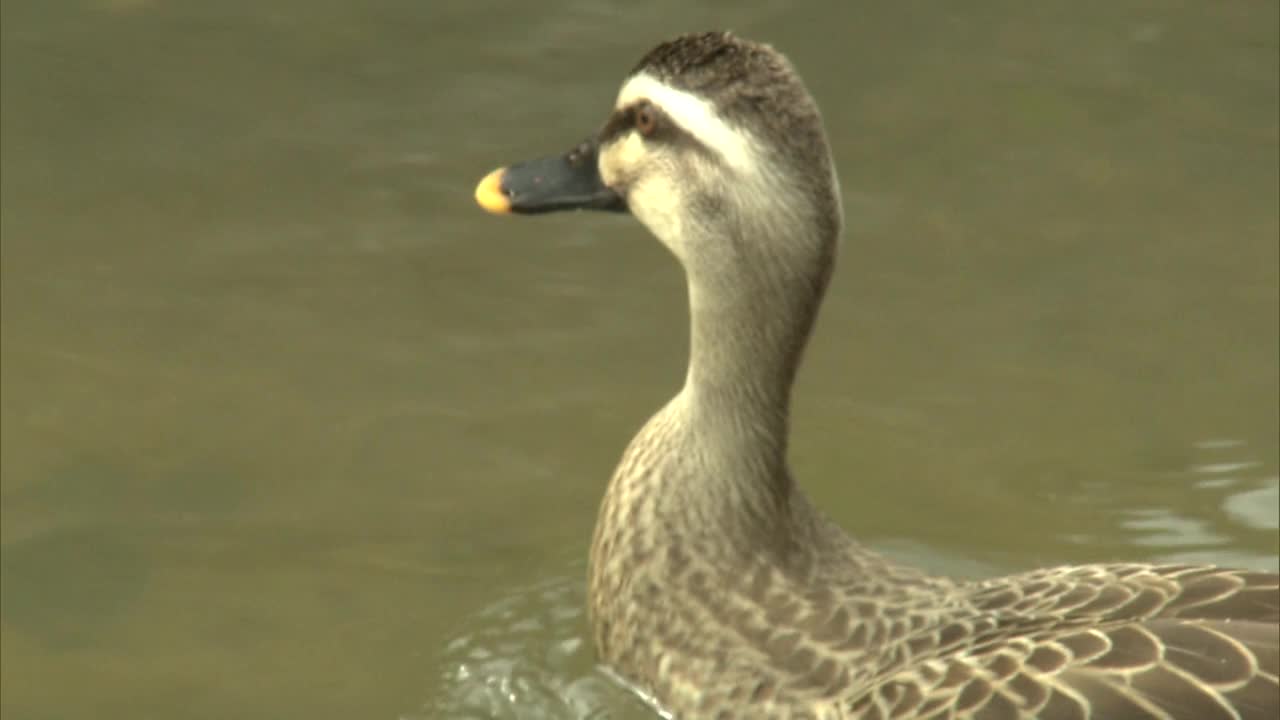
[1222,477,1280,532]
[1115,439,1278,572]
[417,574,650,720]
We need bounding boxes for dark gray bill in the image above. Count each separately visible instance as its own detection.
[475,139,626,215]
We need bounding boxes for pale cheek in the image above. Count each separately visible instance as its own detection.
[629,177,686,254]
[599,134,646,188]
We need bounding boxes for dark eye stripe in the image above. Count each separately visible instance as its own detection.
[597,102,660,144]
[596,101,724,167]
[598,106,634,145]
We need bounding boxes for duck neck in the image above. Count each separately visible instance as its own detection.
[675,243,832,530]
[684,276,809,441]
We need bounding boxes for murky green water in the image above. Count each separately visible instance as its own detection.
[2,2,1276,718]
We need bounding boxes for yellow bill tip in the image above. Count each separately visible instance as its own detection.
[474,168,511,214]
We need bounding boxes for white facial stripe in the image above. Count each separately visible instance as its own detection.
[616,73,757,172]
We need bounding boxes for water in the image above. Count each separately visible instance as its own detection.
[1,2,1276,718]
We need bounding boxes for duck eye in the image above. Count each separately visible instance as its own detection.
[635,105,658,137]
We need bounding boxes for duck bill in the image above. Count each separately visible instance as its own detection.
[475,139,626,215]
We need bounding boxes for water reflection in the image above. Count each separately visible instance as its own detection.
[1117,438,1280,570]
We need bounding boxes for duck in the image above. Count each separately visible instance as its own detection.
[473,31,1280,719]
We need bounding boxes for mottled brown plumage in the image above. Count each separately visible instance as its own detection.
[483,30,1280,719]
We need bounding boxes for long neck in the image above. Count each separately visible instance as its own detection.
[684,266,822,444]
[669,222,835,546]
